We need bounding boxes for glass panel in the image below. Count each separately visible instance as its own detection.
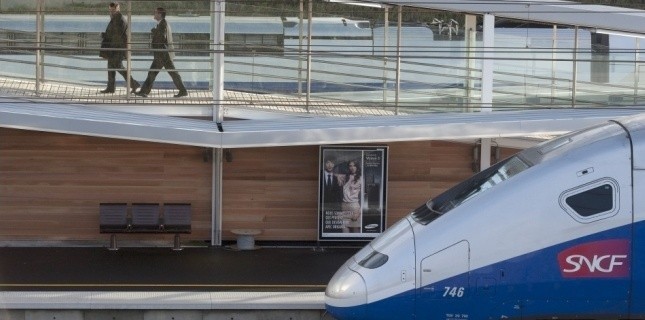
[492,23,580,108]
[565,184,614,217]
[0,1,38,81]
[0,1,642,111]
[412,156,531,225]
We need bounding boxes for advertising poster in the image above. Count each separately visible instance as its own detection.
[318,146,388,241]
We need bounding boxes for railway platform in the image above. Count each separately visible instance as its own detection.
[0,244,360,320]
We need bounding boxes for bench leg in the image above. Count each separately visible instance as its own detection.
[109,234,119,251]
[173,234,183,251]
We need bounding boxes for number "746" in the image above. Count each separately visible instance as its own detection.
[443,286,465,298]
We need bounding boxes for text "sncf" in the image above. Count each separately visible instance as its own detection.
[557,239,630,278]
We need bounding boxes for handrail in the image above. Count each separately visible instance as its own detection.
[1,19,644,114]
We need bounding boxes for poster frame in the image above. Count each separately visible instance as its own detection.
[318,145,388,241]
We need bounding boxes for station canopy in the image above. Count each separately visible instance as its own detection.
[347,0,645,36]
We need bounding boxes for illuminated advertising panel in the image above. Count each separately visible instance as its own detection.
[319,146,388,241]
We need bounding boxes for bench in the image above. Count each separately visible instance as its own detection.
[99,203,191,251]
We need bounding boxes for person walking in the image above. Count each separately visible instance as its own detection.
[135,7,187,98]
[99,2,139,94]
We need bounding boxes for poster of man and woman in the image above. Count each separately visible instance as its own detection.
[318,146,388,241]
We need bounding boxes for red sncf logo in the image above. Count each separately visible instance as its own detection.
[558,239,630,278]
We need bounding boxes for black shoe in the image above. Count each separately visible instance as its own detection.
[100,88,115,94]
[174,91,188,98]
[130,84,140,94]
[134,91,147,98]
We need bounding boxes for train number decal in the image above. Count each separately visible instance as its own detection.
[443,286,465,298]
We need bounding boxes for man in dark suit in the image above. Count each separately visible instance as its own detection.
[100,2,139,94]
[322,157,343,211]
[135,7,187,98]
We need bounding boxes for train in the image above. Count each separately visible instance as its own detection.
[324,112,645,319]
[0,14,641,97]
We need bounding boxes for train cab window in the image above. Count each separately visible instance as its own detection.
[560,178,619,223]
[225,34,284,55]
[412,156,531,225]
[356,22,371,29]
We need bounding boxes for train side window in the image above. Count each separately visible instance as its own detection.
[559,178,619,223]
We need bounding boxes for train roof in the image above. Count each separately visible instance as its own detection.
[282,17,372,37]
[519,112,645,170]
[224,17,283,34]
[617,113,645,170]
[0,15,371,35]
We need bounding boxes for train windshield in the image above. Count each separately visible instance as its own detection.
[412,156,531,225]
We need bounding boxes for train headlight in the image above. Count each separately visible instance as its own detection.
[326,267,367,307]
[358,250,388,269]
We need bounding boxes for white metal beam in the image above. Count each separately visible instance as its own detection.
[1,101,643,149]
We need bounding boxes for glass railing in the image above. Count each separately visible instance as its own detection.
[0,1,643,116]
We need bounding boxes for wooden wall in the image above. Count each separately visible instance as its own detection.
[0,128,212,242]
[0,128,518,243]
[222,146,320,240]
[219,141,494,241]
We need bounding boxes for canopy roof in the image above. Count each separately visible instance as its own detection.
[1,98,643,148]
[360,0,645,35]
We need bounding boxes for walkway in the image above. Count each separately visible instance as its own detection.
[0,76,397,118]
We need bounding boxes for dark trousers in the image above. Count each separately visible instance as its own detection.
[106,56,139,90]
[138,52,186,95]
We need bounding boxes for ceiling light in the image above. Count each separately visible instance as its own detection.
[593,28,645,39]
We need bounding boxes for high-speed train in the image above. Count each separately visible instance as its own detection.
[325,113,645,319]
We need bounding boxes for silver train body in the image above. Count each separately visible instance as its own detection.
[326,113,645,319]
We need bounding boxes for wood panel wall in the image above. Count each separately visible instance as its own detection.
[222,146,320,240]
[221,141,486,241]
[0,128,518,243]
[0,128,212,242]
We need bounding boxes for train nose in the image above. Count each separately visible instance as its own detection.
[325,260,367,319]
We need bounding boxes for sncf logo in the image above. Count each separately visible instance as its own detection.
[558,239,630,278]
